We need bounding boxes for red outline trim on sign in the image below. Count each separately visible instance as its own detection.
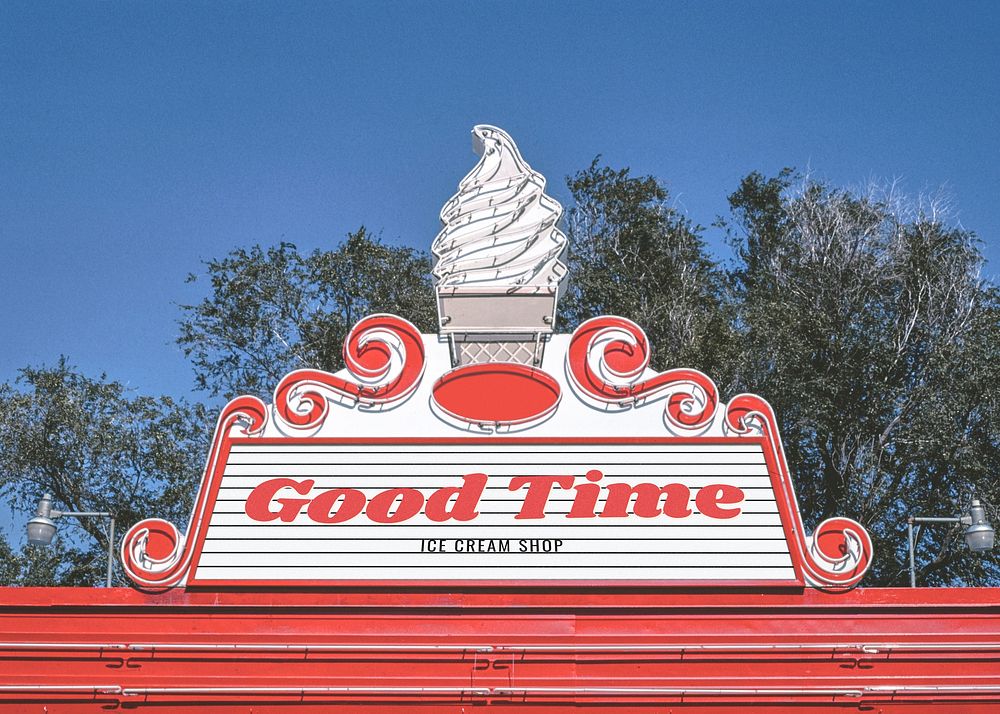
[123,427,870,591]
[121,313,873,591]
[120,395,267,589]
[183,433,807,590]
[725,394,872,589]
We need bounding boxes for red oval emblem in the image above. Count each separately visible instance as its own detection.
[431,363,561,429]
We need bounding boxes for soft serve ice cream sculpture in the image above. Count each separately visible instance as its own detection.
[433,125,567,291]
[433,125,567,367]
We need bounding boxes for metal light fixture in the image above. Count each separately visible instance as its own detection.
[25,493,58,546]
[26,493,116,587]
[907,497,995,587]
[964,500,996,553]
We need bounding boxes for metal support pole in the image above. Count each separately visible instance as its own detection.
[907,515,960,588]
[53,511,115,587]
[908,518,916,588]
[106,518,115,588]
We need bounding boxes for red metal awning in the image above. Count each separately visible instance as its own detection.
[2,587,999,712]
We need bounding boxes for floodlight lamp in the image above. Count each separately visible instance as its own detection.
[964,499,995,553]
[26,493,57,546]
[26,516,57,546]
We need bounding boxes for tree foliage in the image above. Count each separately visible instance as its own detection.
[724,172,999,585]
[560,159,733,379]
[560,162,999,586]
[0,360,207,585]
[177,227,437,400]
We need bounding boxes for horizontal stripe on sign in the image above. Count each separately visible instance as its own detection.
[228,444,766,454]
[201,525,790,540]
[208,501,781,515]
[198,538,794,554]
[190,566,797,581]
[213,485,780,500]
[207,511,783,528]
[221,466,771,479]
[194,552,796,568]
[216,476,774,491]
[225,451,768,465]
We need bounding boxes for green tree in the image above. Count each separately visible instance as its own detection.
[6,166,996,590]
[560,159,733,380]
[0,360,208,586]
[178,227,437,400]
[725,171,1000,585]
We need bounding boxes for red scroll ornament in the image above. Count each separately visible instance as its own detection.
[273,314,425,432]
[120,395,268,589]
[726,394,873,589]
[565,316,719,433]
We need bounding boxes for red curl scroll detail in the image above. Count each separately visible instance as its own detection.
[566,315,718,433]
[120,395,267,589]
[725,394,873,589]
[273,314,426,432]
[807,517,874,588]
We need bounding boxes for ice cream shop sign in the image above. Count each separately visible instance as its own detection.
[121,126,872,590]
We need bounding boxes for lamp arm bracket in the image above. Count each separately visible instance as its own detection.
[910,516,962,525]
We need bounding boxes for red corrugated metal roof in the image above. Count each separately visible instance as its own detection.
[1,587,998,711]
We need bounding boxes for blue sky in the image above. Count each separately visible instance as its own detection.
[2,1,998,401]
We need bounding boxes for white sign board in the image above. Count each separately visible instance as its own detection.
[188,440,796,584]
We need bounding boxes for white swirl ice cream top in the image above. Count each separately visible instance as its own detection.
[433,125,567,292]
